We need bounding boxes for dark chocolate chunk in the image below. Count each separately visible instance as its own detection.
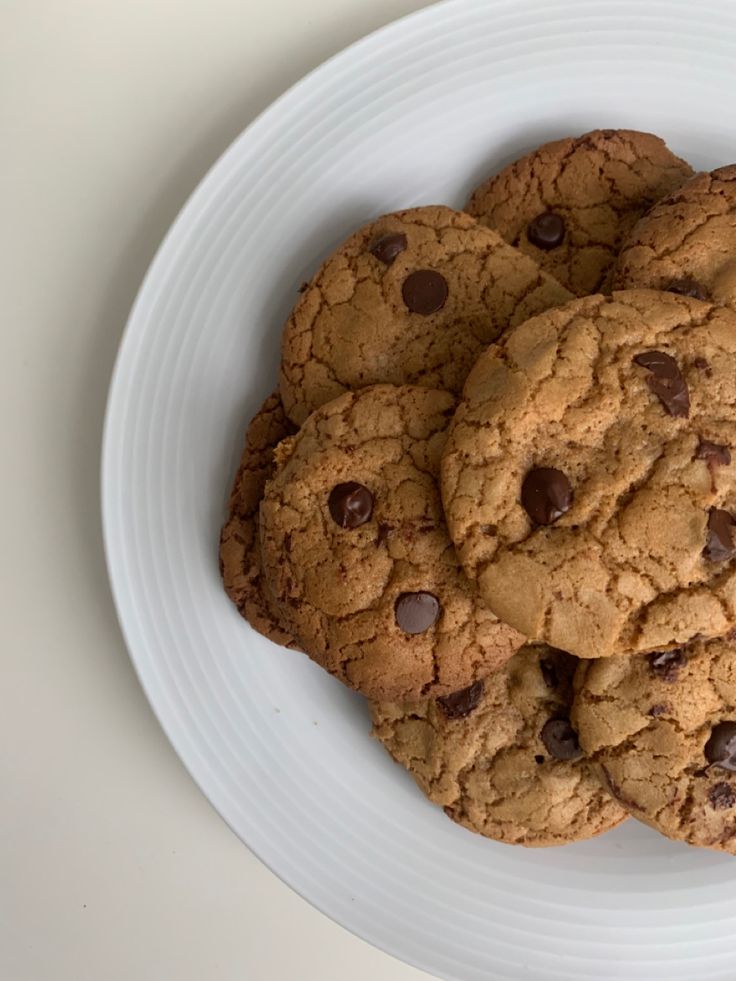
[696,438,731,468]
[369,232,407,266]
[709,782,736,810]
[648,703,670,717]
[527,212,565,250]
[437,680,484,720]
[328,482,374,529]
[704,508,735,562]
[401,270,448,315]
[666,277,710,301]
[540,718,582,761]
[394,592,440,634]
[705,722,736,771]
[649,649,686,682]
[521,467,573,525]
[633,350,690,418]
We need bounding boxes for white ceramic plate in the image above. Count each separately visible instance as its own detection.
[102,1,736,978]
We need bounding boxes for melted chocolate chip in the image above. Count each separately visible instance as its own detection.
[369,232,407,266]
[521,467,573,525]
[649,703,670,717]
[709,782,736,810]
[649,648,686,682]
[327,482,374,529]
[394,591,440,634]
[437,680,484,720]
[704,508,736,562]
[696,438,732,468]
[540,718,582,761]
[401,270,448,315]
[666,277,710,301]
[705,722,736,771]
[527,212,565,250]
[632,350,690,418]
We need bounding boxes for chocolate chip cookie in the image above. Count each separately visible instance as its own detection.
[219,391,298,647]
[466,129,693,296]
[441,289,736,660]
[614,165,736,308]
[279,206,572,425]
[259,384,524,700]
[371,645,627,846]
[572,634,736,853]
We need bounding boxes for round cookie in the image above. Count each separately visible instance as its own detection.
[279,205,572,425]
[572,634,736,854]
[466,129,693,296]
[259,384,524,700]
[615,165,736,307]
[371,644,628,847]
[441,289,736,660]
[219,391,299,648]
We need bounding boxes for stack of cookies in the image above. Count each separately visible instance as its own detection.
[220,129,736,851]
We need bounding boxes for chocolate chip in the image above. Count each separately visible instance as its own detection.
[694,356,712,375]
[298,281,309,293]
[649,703,670,717]
[709,782,736,810]
[401,270,448,315]
[633,350,690,418]
[540,718,582,761]
[369,232,407,266]
[521,467,573,525]
[534,754,545,764]
[705,722,736,771]
[328,482,374,529]
[375,522,393,546]
[394,591,440,634]
[696,438,731,468]
[526,212,565,250]
[437,680,484,719]
[540,660,558,690]
[649,648,686,682]
[704,508,736,562]
[666,277,710,301]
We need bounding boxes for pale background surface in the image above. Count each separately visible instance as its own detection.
[1,2,434,978]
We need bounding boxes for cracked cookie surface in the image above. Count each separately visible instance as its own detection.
[259,384,524,700]
[614,165,736,308]
[219,391,299,648]
[441,289,736,660]
[572,634,736,854]
[371,644,627,846]
[466,129,693,296]
[279,205,572,425]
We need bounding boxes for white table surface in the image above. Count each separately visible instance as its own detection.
[2,2,434,977]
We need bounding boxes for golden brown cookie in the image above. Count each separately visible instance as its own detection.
[371,645,627,847]
[615,165,736,307]
[466,129,693,296]
[259,384,524,700]
[572,634,736,854]
[219,392,298,648]
[441,289,736,660]
[279,205,572,425]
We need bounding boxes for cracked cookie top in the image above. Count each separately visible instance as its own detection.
[614,165,736,307]
[219,391,299,648]
[441,289,736,659]
[279,205,572,425]
[259,384,524,700]
[371,644,627,847]
[466,129,693,296]
[572,634,736,854]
